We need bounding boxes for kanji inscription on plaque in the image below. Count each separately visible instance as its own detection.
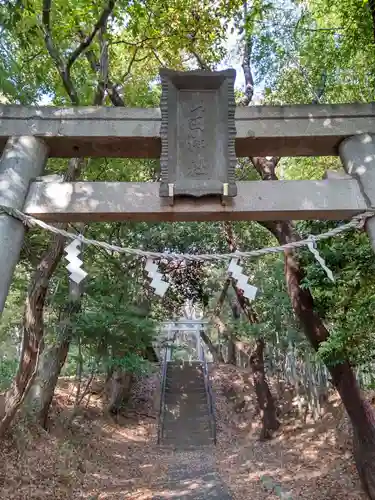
[159,68,237,198]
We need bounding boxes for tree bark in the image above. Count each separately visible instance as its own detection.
[4,158,85,432]
[227,333,237,365]
[0,345,41,438]
[249,338,280,440]
[200,330,224,363]
[239,10,375,490]
[235,286,280,438]
[2,14,116,432]
[22,329,71,427]
[222,219,279,436]
[251,156,375,497]
[106,371,134,414]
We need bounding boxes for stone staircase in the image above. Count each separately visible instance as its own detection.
[159,361,215,448]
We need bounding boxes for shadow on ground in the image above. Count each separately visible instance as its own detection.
[0,366,369,500]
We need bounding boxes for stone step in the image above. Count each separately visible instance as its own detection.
[164,404,209,411]
[166,368,204,374]
[166,373,204,385]
[165,384,205,390]
[166,366,204,375]
[166,373,204,379]
[164,394,207,400]
[164,390,207,397]
[164,412,210,418]
[165,380,206,387]
[164,414,210,422]
[163,426,211,439]
[160,361,216,450]
[165,376,205,382]
[163,429,212,437]
[164,403,208,410]
[162,432,213,440]
[164,415,210,422]
[166,361,204,366]
[163,395,208,402]
[163,421,211,430]
[164,398,207,404]
[164,386,207,392]
[165,382,206,394]
[164,405,209,413]
[164,413,210,420]
[161,437,214,447]
[163,428,212,436]
[162,435,212,443]
[166,364,203,367]
[164,416,210,423]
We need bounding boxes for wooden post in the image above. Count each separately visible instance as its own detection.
[0,137,48,313]
[339,134,375,251]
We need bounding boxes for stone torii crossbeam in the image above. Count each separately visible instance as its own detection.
[1,78,375,314]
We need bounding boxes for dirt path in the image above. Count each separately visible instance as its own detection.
[152,448,232,499]
[0,371,369,499]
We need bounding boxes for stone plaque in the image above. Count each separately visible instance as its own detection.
[159,68,237,198]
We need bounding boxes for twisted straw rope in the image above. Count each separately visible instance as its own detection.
[0,205,373,262]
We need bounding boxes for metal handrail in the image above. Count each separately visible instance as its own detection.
[157,346,169,444]
[201,341,217,445]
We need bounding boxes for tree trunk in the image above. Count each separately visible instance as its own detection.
[234,285,280,438]
[106,371,134,414]
[200,330,225,363]
[227,333,237,365]
[3,158,85,434]
[222,219,279,436]
[329,361,375,498]
[0,345,41,438]
[22,330,70,428]
[144,345,158,362]
[249,338,280,440]
[22,249,83,427]
[263,219,375,495]
[252,155,375,496]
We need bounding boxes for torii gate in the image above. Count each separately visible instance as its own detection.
[156,300,210,362]
[0,68,375,314]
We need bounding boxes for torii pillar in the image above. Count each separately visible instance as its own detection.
[339,134,375,251]
[0,137,48,313]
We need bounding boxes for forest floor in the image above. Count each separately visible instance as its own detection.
[0,364,370,500]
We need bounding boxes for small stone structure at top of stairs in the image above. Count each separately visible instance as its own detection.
[159,361,215,448]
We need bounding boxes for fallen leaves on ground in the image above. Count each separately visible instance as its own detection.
[0,364,370,499]
[210,364,367,500]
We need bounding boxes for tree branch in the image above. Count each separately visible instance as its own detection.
[67,0,116,73]
[191,50,210,70]
[312,69,327,105]
[42,0,80,105]
[121,47,139,81]
[152,49,165,67]
[42,0,116,105]
[250,156,280,180]
[241,0,254,106]
[93,25,109,105]
[82,42,125,106]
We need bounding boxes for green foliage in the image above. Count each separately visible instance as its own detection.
[106,353,151,375]
[0,358,18,391]
[1,0,375,394]
[296,221,375,367]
